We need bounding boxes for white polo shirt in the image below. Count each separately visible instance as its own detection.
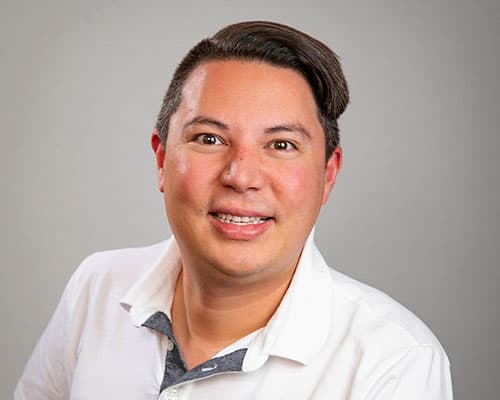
[15,233,453,399]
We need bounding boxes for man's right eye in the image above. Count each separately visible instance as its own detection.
[193,134,223,145]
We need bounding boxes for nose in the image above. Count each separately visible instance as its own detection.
[219,148,265,192]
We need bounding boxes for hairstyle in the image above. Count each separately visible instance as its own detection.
[155,20,349,159]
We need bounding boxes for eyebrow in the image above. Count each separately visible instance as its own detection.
[264,123,312,140]
[183,116,312,140]
[183,116,229,131]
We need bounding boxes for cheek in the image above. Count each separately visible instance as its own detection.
[164,151,214,208]
[275,163,324,209]
[277,165,321,197]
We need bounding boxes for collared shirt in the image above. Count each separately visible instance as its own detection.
[15,233,453,399]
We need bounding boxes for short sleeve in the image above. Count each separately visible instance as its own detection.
[364,345,453,400]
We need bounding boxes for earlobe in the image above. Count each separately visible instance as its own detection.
[322,146,342,204]
[151,132,166,193]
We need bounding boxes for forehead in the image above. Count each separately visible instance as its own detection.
[175,59,321,128]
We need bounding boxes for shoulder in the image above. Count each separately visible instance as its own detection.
[325,265,448,356]
[76,240,168,276]
[75,240,168,279]
[320,265,452,396]
[64,240,169,305]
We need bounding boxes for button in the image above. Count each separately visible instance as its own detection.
[201,363,218,372]
[167,339,175,351]
[167,388,177,400]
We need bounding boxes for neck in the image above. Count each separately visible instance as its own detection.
[171,260,297,370]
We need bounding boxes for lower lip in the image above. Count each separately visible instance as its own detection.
[209,214,273,240]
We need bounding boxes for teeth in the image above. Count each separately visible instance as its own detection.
[214,213,268,225]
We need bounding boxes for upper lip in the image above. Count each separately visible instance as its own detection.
[209,207,273,219]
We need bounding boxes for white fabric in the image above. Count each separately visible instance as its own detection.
[15,233,453,399]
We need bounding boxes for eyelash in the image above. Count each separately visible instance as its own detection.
[269,140,297,151]
[193,134,224,145]
[192,134,298,152]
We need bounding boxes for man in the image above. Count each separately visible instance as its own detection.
[16,21,453,399]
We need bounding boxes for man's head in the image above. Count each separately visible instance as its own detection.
[152,21,349,287]
[155,20,349,160]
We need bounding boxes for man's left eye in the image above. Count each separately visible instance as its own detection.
[270,140,296,151]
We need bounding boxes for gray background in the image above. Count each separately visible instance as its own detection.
[1,0,499,398]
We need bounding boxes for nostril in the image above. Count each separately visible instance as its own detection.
[219,157,265,193]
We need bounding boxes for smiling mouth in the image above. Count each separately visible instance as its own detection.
[211,212,272,225]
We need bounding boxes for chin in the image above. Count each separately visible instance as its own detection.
[205,253,274,280]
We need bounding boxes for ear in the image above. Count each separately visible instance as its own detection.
[322,146,342,204]
[151,131,166,193]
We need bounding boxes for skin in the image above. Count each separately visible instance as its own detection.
[152,60,342,369]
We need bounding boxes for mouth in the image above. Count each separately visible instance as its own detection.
[210,212,273,226]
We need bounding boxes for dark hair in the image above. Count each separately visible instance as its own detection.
[155,20,349,159]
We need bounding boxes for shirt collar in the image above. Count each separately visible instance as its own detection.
[243,228,334,371]
[120,236,181,326]
[120,229,333,368]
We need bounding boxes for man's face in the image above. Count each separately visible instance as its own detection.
[153,60,341,285]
